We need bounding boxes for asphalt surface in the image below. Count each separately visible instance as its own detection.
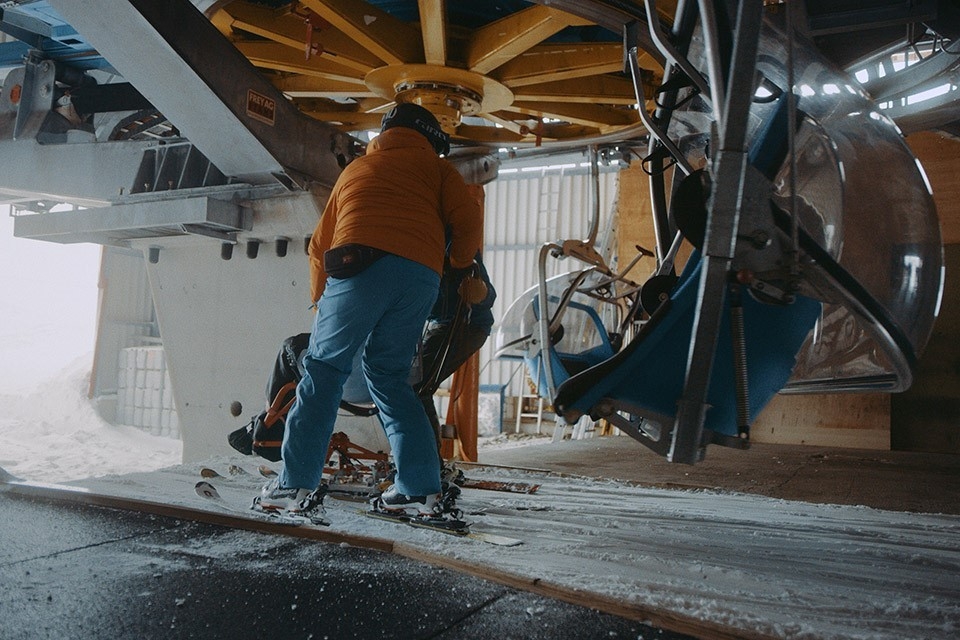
[0,490,692,640]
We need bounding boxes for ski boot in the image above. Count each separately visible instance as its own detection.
[254,478,330,526]
[370,481,466,533]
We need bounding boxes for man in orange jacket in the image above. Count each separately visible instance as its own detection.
[257,103,483,521]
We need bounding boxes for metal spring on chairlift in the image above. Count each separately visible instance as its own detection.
[729,284,750,441]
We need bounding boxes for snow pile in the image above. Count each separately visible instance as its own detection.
[0,354,181,482]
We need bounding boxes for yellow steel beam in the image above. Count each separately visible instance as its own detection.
[353,97,395,114]
[235,41,367,84]
[456,122,525,143]
[209,8,234,36]
[473,112,601,142]
[537,122,600,139]
[300,0,423,66]
[222,1,382,74]
[222,2,313,49]
[495,43,621,87]
[465,5,591,76]
[510,100,639,128]
[494,43,649,87]
[299,109,384,130]
[512,76,638,105]
[270,74,378,98]
[474,111,526,134]
[418,0,447,66]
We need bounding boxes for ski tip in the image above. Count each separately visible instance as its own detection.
[258,465,278,478]
[195,480,221,499]
[200,468,223,479]
[228,464,250,476]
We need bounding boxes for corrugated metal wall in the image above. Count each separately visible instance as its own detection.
[478,159,622,403]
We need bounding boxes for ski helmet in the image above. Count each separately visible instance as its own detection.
[380,103,450,156]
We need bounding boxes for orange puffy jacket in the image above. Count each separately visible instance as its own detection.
[308,127,483,303]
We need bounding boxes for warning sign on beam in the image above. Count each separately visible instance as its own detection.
[246,89,276,126]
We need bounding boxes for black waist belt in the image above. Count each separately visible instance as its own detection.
[324,243,389,279]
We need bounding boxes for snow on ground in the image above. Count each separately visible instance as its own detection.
[1,360,958,639]
[0,206,178,480]
[478,431,554,451]
[59,454,960,640]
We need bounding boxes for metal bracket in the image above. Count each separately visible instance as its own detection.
[0,56,58,141]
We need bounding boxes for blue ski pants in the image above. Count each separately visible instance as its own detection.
[279,254,441,496]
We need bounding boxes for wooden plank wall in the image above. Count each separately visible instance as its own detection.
[615,165,692,282]
[892,132,960,453]
[908,132,960,244]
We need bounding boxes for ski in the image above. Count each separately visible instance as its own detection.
[256,466,379,501]
[255,460,537,494]
[459,479,541,494]
[194,481,307,525]
[196,479,517,543]
[195,466,521,543]
[200,467,249,482]
[326,483,379,501]
[362,508,522,546]
[228,464,253,477]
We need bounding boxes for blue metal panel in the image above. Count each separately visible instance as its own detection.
[0,1,113,71]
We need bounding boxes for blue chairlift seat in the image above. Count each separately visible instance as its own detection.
[553,251,822,449]
[523,297,618,396]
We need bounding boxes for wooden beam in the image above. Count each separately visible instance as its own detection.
[907,131,960,244]
[394,544,759,640]
[300,0,423,65]
[466,5,591,76]
[1,479,395,553]
[418,0,447,65]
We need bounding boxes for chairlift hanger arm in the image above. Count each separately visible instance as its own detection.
[671,0,766,465]
[644,0,712,99]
